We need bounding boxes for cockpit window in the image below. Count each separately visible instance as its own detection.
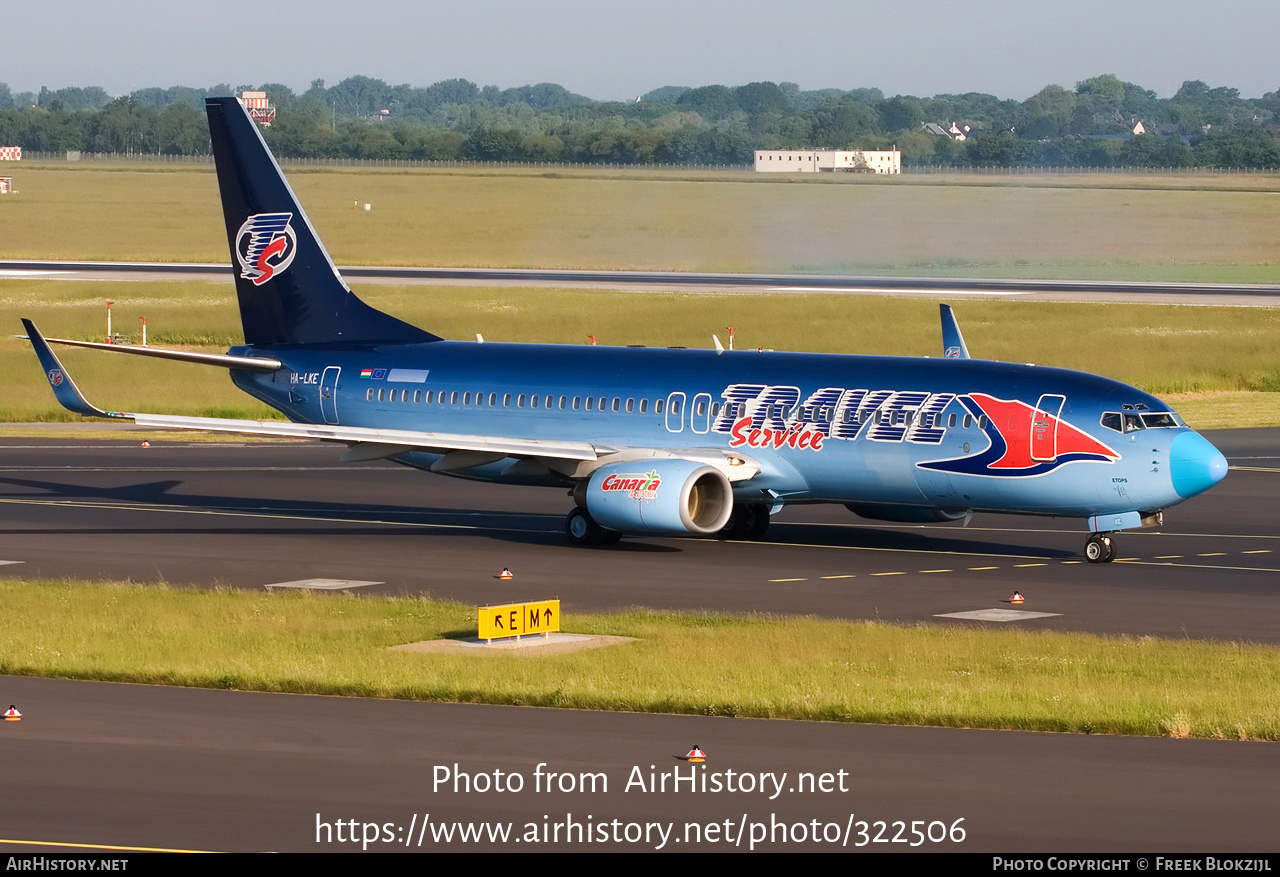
[1141,412,1178,428]
[1101,411,1155,433]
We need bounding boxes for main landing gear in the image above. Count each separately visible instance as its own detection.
[565,507,621,546]
[719,503,771,541]
[1084,533,1116,563]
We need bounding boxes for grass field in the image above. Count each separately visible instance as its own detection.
[5,279,1280,425]
[4,163,1280,282]
[1,580,1276,740]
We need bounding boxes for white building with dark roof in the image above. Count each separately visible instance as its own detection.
[754,149,901,174]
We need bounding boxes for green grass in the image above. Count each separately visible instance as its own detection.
[5,279,1280,425]
[4,163,1280,281]
[1,580,1276,740]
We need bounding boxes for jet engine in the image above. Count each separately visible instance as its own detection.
[585,459,734,535]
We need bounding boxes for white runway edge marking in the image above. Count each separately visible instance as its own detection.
[771,286,1027,296]
[0,561,24,566]
[264,578,383,590]
[935,609,1062,622]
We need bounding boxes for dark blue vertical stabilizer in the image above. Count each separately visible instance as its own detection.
[205,97,438,346]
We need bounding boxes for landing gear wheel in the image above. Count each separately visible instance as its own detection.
[599,528,623,545]
[566,508,603,546]
[743,504,771,540]
[1084,533,1115,563]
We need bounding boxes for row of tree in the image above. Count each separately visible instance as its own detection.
[2,75,1280,168]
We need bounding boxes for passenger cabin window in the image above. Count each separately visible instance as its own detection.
[655,399,665,414]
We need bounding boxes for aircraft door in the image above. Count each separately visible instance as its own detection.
[665,392,686,433]
[320,366,341,424]
[1031,394,1065,461]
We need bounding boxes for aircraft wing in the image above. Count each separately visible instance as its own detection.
[23,319,759,480]
[128,412,599,461]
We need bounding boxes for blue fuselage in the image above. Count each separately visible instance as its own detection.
[228,340,1225,521]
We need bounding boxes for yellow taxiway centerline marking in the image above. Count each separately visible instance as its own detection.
[820,574,856,579]
[920,569,951,573]
[870,571,905,576]
[1242,550,1272,554]
[769,578,806,582]
[1115,560,1280,573]
[0,838,216,853]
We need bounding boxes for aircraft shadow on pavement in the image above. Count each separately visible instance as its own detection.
[0,476,1069,557]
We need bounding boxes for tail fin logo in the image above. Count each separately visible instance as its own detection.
[235,212,298,286]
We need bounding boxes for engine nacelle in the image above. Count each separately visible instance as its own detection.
[845,502,968,524]
[587,459,733,535]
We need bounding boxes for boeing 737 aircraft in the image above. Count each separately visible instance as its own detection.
[24,97,1228,562]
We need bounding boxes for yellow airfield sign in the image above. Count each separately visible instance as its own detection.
[478,599,560,642]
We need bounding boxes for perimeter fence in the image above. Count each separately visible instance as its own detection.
[12,151,1280,174]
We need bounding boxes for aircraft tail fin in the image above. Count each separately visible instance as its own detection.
[205,97,439,347]
[939,304,970,359]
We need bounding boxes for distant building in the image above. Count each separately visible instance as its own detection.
[754,149,901,174]
[238,91,275,127]
[922,122,971,141]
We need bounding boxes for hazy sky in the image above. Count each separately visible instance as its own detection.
[9,0,1279,101]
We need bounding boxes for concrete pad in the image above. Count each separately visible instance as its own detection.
[934,609,1063,622]
[264,578,383,590]
[392,633,637,657]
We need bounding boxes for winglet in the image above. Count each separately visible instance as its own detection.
[21,319,120,418]
[939,304,970,360]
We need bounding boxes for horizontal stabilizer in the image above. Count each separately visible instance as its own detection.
[21,333,281,373]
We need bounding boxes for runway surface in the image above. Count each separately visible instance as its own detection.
[1,674,1277,853]
[3,259,1280,306]
[0,429,1276,642]
[1,431,1277,853]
